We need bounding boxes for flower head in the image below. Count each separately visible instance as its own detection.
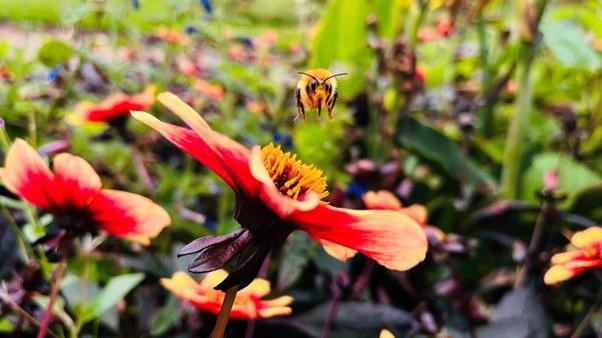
[0,139,170,256]
[161,270,292,319]
[544,227,602,285]
[154,27,189,45]
[71,87,155,124]
[131,92,427,290]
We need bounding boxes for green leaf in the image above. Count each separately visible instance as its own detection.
[522,152,601,207]
[80,273,144,324]
[32,295,75,330]
[278,232,315,290]
[150,295,180,337]
[310,0,372,98]
[0,317,14,332]
[397,117,495,186]
[38,39,74,68]
[541,20,601,70]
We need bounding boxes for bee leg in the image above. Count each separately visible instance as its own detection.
[317,97,322,119]
[327,91,338,120]
[295,88,305,120]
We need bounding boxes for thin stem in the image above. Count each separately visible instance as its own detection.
[0,289,59,338]
[570,304,599,338]
[37,261,67,338]
[320,293,341,338]
[210,286,239,338]
[514,201,550,289]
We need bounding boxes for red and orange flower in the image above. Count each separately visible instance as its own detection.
[161,270,293,319]
[544,226,602,285]
[71,87,155,124]
[132,92,427,290]
[0,139,170,256]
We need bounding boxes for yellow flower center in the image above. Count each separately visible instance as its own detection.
[261,143,328,200]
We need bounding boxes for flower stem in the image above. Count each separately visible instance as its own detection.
[37,261,66,338]
[210,286,239,338]
[0,289,59,338]
[514,201,550,289]
[320,294,341,338]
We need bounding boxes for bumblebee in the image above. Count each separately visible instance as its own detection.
[295,69,347,120]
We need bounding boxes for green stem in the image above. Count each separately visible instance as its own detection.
[477,17,494,137]
[500,59,533,199]
[500,0,548,198]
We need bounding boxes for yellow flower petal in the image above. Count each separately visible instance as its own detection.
[380,329,396,338]
[544,265,574,285]
[571,227,602,248]
[240,277,271,297]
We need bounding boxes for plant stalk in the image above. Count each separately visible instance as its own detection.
[210,286,239,338]
[514,201,550,289]
[37,261,66,338]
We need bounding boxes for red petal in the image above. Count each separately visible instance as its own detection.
[51,153,102,208]
[248,146,320,219]
[131,109,257,196]
[292,205,428,271]
[89,189,170,245]
[0,139,54,209]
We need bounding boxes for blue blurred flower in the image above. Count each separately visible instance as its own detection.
[131,0,140,9]
[46,68,59,83]
[204,218,217,232]
[199,0,212,14]
[272,131,293,149]
[345,182,366,199]
[240,37,254,48]
[185,25,198,35]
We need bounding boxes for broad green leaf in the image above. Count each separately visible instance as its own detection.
[541,20,601,70]
[310,0,372,98]
[150,295,180,337]
[522,153,601,207]
[38,40,74,68]
[278,232,315,290]
[0,317,13,332]
[80,273,144,324]
[397,117,495,186]
[32,295,75,330]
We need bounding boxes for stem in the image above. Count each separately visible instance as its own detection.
[320,294,341,338]
[477,16,493,137]
[514,201,550,289]
[210,286,239,338]
[500,0,548,198]
[0,290,59,338]
[570,304,599,338]
[37,261,66,338]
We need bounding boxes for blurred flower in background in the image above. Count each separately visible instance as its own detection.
[161,270,293,319]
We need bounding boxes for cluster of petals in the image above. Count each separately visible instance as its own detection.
[544,227,602,285]
[0,139,170,246]
[161,270,293,319]
[131,92,427,290]
[71,87,155,123]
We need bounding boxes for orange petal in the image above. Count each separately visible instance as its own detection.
[51,153,102,208]
[363,190,402,210]
[550,250,582,264]
[293,205,428,271]
[401,204,428,225]
[0,139,54,209]
[89,189,170,245]
[319,239,357,262]
[248,146,320,219]
[571,227,602,248]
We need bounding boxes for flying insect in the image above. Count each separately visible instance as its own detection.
[295,69,347,121]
